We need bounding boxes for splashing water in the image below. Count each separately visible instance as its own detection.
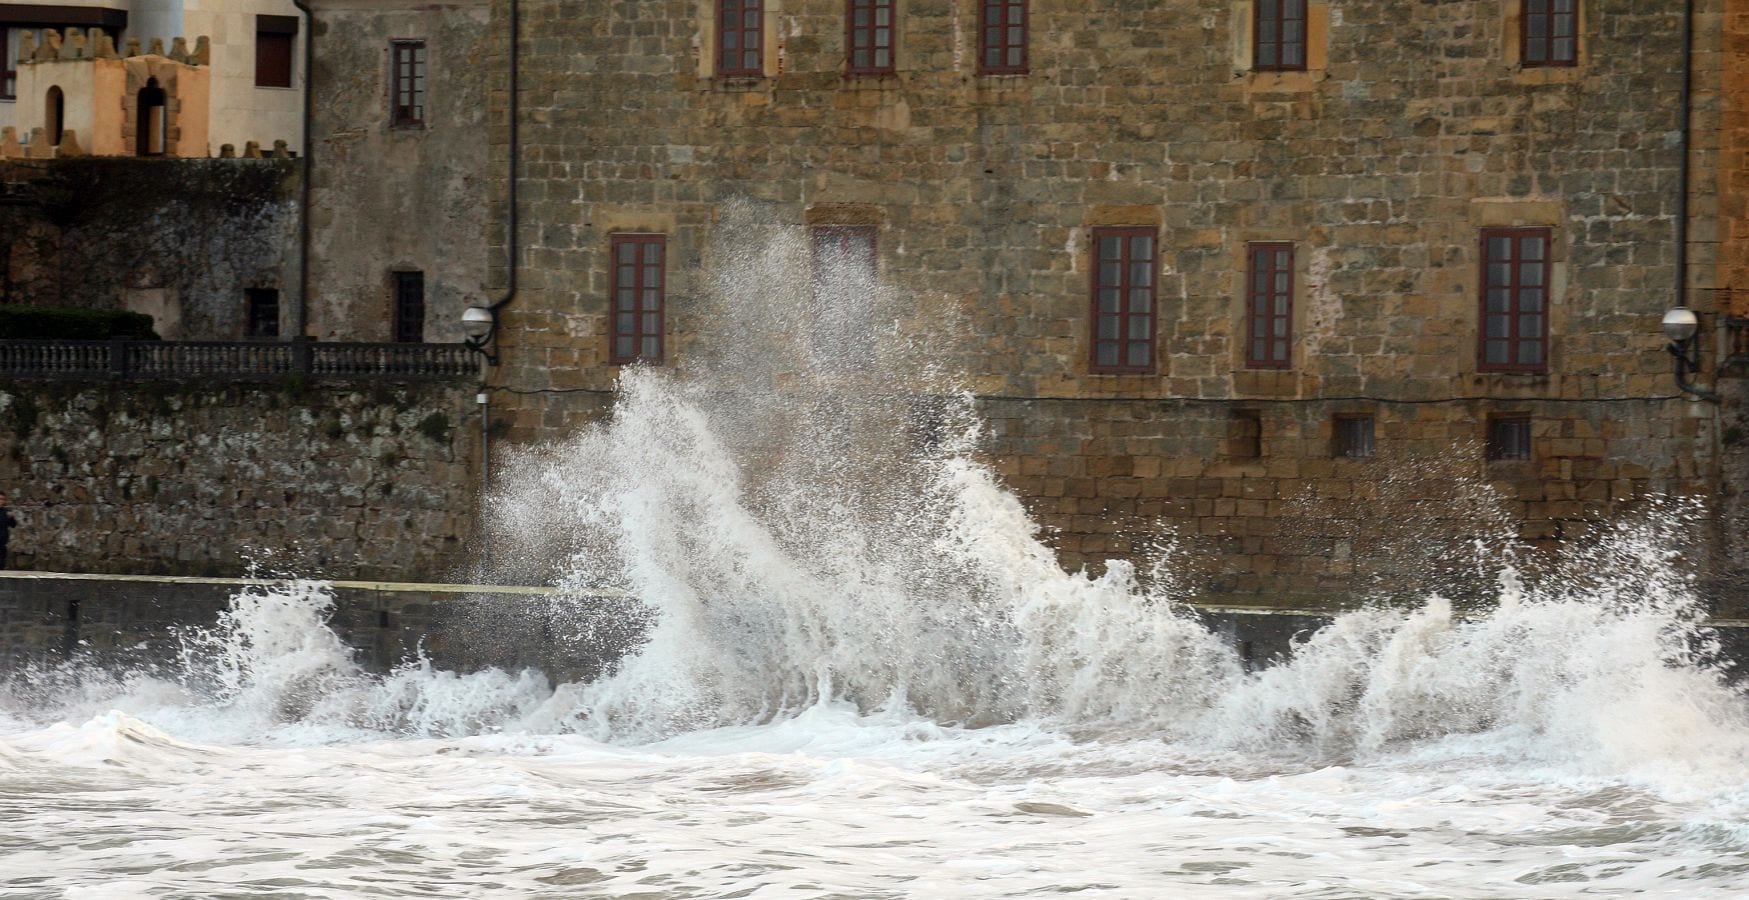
[7,206,1749,895]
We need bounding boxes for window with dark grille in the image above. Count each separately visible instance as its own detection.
[1479,227,1550,373]
[611,234,665,365]
[1089,227,1156,374]
[392,271,425,343]
[811,225,877,365]
[1254,0,1307,71]
[255,16,298,88]
[1522,0,1577,67]
[2,28,15,101]
[1228,409,1263,459]
[246,288,279,339]
[718,0,763,76]
[390,40,426,128]
[979,0,1027,74]
[1333,415,1375,459]
[1487,416,1533,461]
[1246,242,1293,369]
[846,0,895,75]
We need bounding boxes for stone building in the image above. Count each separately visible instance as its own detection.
[421,0,1732,602]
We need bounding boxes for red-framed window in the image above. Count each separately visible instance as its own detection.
[1522,0,1577,67]
[717,0,763,77]
[1253,0,1307,71]
[1245,242,1293,369]
[979,0,1027,75]
[611,234,666,365]
[1478,227,1550,373]
[1487,416,1533,461]
[846,0,895,75]
[1089,227,1156,374]
[2,28,15,101]
[393,271,425,343]
[255,16,298,88]
[390,40,426,128]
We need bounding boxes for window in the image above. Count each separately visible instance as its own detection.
[1246,242,1293,369]
[255,16,298,88]
[390,40,426,128]
[717,0,762,76]
[393,271,424,343]
[979,0,1027,75]
[1254,0,1307,71]
[611,234,665,365]
[1227,409,1263,459]
[1478,227,1550,373]
[2,27,15,101]
[1089,227,1156,374]
[246,288,279,339]
[811,225,877,365]
[1333,415,1374,459]
[1522,0,1577,67]
[1487,416,1533,461]
[846,0,895,75]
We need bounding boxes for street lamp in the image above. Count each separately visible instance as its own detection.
[460,305,498,365]
[1662,306,1716,401]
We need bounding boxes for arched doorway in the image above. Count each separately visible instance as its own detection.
[136,78,166,156]
[44,86,63,146]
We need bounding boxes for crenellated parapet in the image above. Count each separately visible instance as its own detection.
[17,29,211,67]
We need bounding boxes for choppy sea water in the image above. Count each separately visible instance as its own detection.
[8,213,1749,896]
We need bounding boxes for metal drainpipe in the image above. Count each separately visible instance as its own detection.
[1676,0,1692,316]
[490,0,519,318]
[291,0,314,340]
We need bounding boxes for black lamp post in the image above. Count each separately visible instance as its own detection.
[460,305,498,365]
[1663,306,1717,401]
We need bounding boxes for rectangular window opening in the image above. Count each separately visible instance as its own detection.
[390,40,426,128]
[811,225,877,367]
[979,0,1028,75]
[1089,227,1157,375]
[1478,227,1551,374]
[2,27,16,101]
[1228,409,1263,459]
[246,288,279,339]
[846,0,896,75]
[1333,414,1375,459]
[255,15,298,88]
[610,234,666,365]
[1487,416,1533,461]
[717,0,764,77]
[1254,0,1308,71]
[1245,242,1294,369]
[393,271,425,343]
[1522,0,1577,67]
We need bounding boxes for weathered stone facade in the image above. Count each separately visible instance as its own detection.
[0,158,299,339]
[0,382,480,579]
[305,0,492,343]
[454,0,1731,600]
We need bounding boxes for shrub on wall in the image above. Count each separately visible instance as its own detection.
[0,306,159,340]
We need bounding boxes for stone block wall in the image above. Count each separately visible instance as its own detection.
[0,381,481,580]
[463,0,1729,600]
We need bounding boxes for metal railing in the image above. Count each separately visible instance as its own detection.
[0,339,479,381]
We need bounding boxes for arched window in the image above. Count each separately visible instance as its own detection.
[45,85,63,146]
[137,78,167,156]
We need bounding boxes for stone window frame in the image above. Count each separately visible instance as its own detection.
[1332,413,1375,460]
[1231,0,1327,88]
[1502,0,1584,83]
[1088,226,1158,376]
[1245,241,1294,370]
[1486,414,1534,462]
[1477,227,1552,375]
[978,0,1028,76]
[392,271,425,344]
[389,39,426,129]
[716,0,764,77]
[845,0,896,76]
[610,233,667,366]
[1252,0,1307,72]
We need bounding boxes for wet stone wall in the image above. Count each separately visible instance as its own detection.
[0,382,481,581]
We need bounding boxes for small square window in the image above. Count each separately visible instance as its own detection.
[1333,415,1375,459]
[1227,409,1263,459]
[1487,416,1533,461]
